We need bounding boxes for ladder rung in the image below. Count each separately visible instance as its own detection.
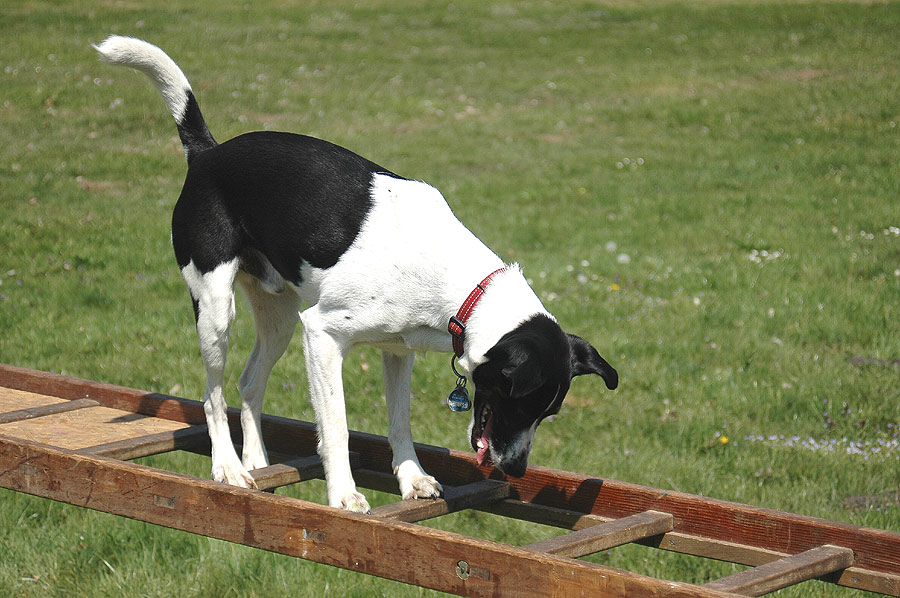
[79,424,209,460]
[248,453,329,491]
[0,398,99,425]
[703,544,855,596]
[250,452,362,491]
[372,479,512,523]
[523,510,674,558]
[250,455,325,490]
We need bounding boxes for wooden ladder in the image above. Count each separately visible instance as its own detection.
[0,363,898,597]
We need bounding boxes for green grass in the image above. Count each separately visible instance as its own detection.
[2,1,900,596]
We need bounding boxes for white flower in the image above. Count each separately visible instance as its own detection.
[747,248,786,264]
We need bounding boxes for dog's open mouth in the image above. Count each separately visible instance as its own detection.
[472,402,494,466]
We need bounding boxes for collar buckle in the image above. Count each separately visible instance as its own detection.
[448,315,466,350]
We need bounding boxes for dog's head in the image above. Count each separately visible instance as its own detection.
[469,314,617,477]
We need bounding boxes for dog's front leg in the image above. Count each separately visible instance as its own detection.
[383,351,443,500]
[300,306,369,513]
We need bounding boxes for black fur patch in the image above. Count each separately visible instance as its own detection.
[176,91,217,163]
[471,314,617,477]
[473,314,572,428]
[171,131,400,282]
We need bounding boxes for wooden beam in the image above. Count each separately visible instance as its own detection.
[523,510,673,558]
[703,545,855,596]
[481,499,900,596]
[0,434,740,598]
[248,453,360,491]
[0,398,99,424]
[1,364,899,595]
[79,425,209,460]
[249,455,324,490]
[372,479,512,523]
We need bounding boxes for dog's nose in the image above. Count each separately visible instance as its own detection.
[497,456,528,478]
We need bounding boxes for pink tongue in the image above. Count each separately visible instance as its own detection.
[476,414,493,466]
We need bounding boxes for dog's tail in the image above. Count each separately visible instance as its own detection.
[93,35,217,163]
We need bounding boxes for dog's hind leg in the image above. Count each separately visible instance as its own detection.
[183,259,257,488]
[383,351,443,500]
[236,273,300,471]
[299,304,369,512]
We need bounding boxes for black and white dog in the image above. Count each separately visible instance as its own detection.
[94,36,617,512]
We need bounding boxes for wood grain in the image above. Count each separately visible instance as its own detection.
[0,403,192,450]
[0,386,67,412]
[372,479,512,523]
[704,545,855,596]
[0,434,741,598]
[79,424,209,460]
[1,363,898,595]
[0,397,99,424]
[523,510,673,558]
[247,453,361,491]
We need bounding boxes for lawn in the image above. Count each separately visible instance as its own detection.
[2,1,900,596]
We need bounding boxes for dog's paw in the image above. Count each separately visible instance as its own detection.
[212,461,259,490]
[400,474,443,501]
[338,491,371,513]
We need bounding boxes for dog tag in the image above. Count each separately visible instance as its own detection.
[447,386,472,412]
[448,354,472,412]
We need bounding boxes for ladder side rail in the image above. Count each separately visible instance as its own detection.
[479,499,900,596]
[2,364,900,586]
[0,433,742,598]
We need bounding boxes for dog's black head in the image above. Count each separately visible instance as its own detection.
[469,314,617,477]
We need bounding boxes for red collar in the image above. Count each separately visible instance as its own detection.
[448,268,506,357]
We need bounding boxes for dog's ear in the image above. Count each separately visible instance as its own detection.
[501,353,544,398]
[567,334,618,390]
[480,340,544,398]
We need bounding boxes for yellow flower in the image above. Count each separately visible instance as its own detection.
[610,283,620,291]
[719,436,729,445]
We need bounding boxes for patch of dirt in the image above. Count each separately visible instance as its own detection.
[844,490,900,512]
[75,176,119,193]
[849,356,900,368]
[778,69,830,82]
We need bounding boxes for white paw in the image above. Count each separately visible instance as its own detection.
[212,461,259,490]
[338,491,371,513]
[400,474,443,501]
